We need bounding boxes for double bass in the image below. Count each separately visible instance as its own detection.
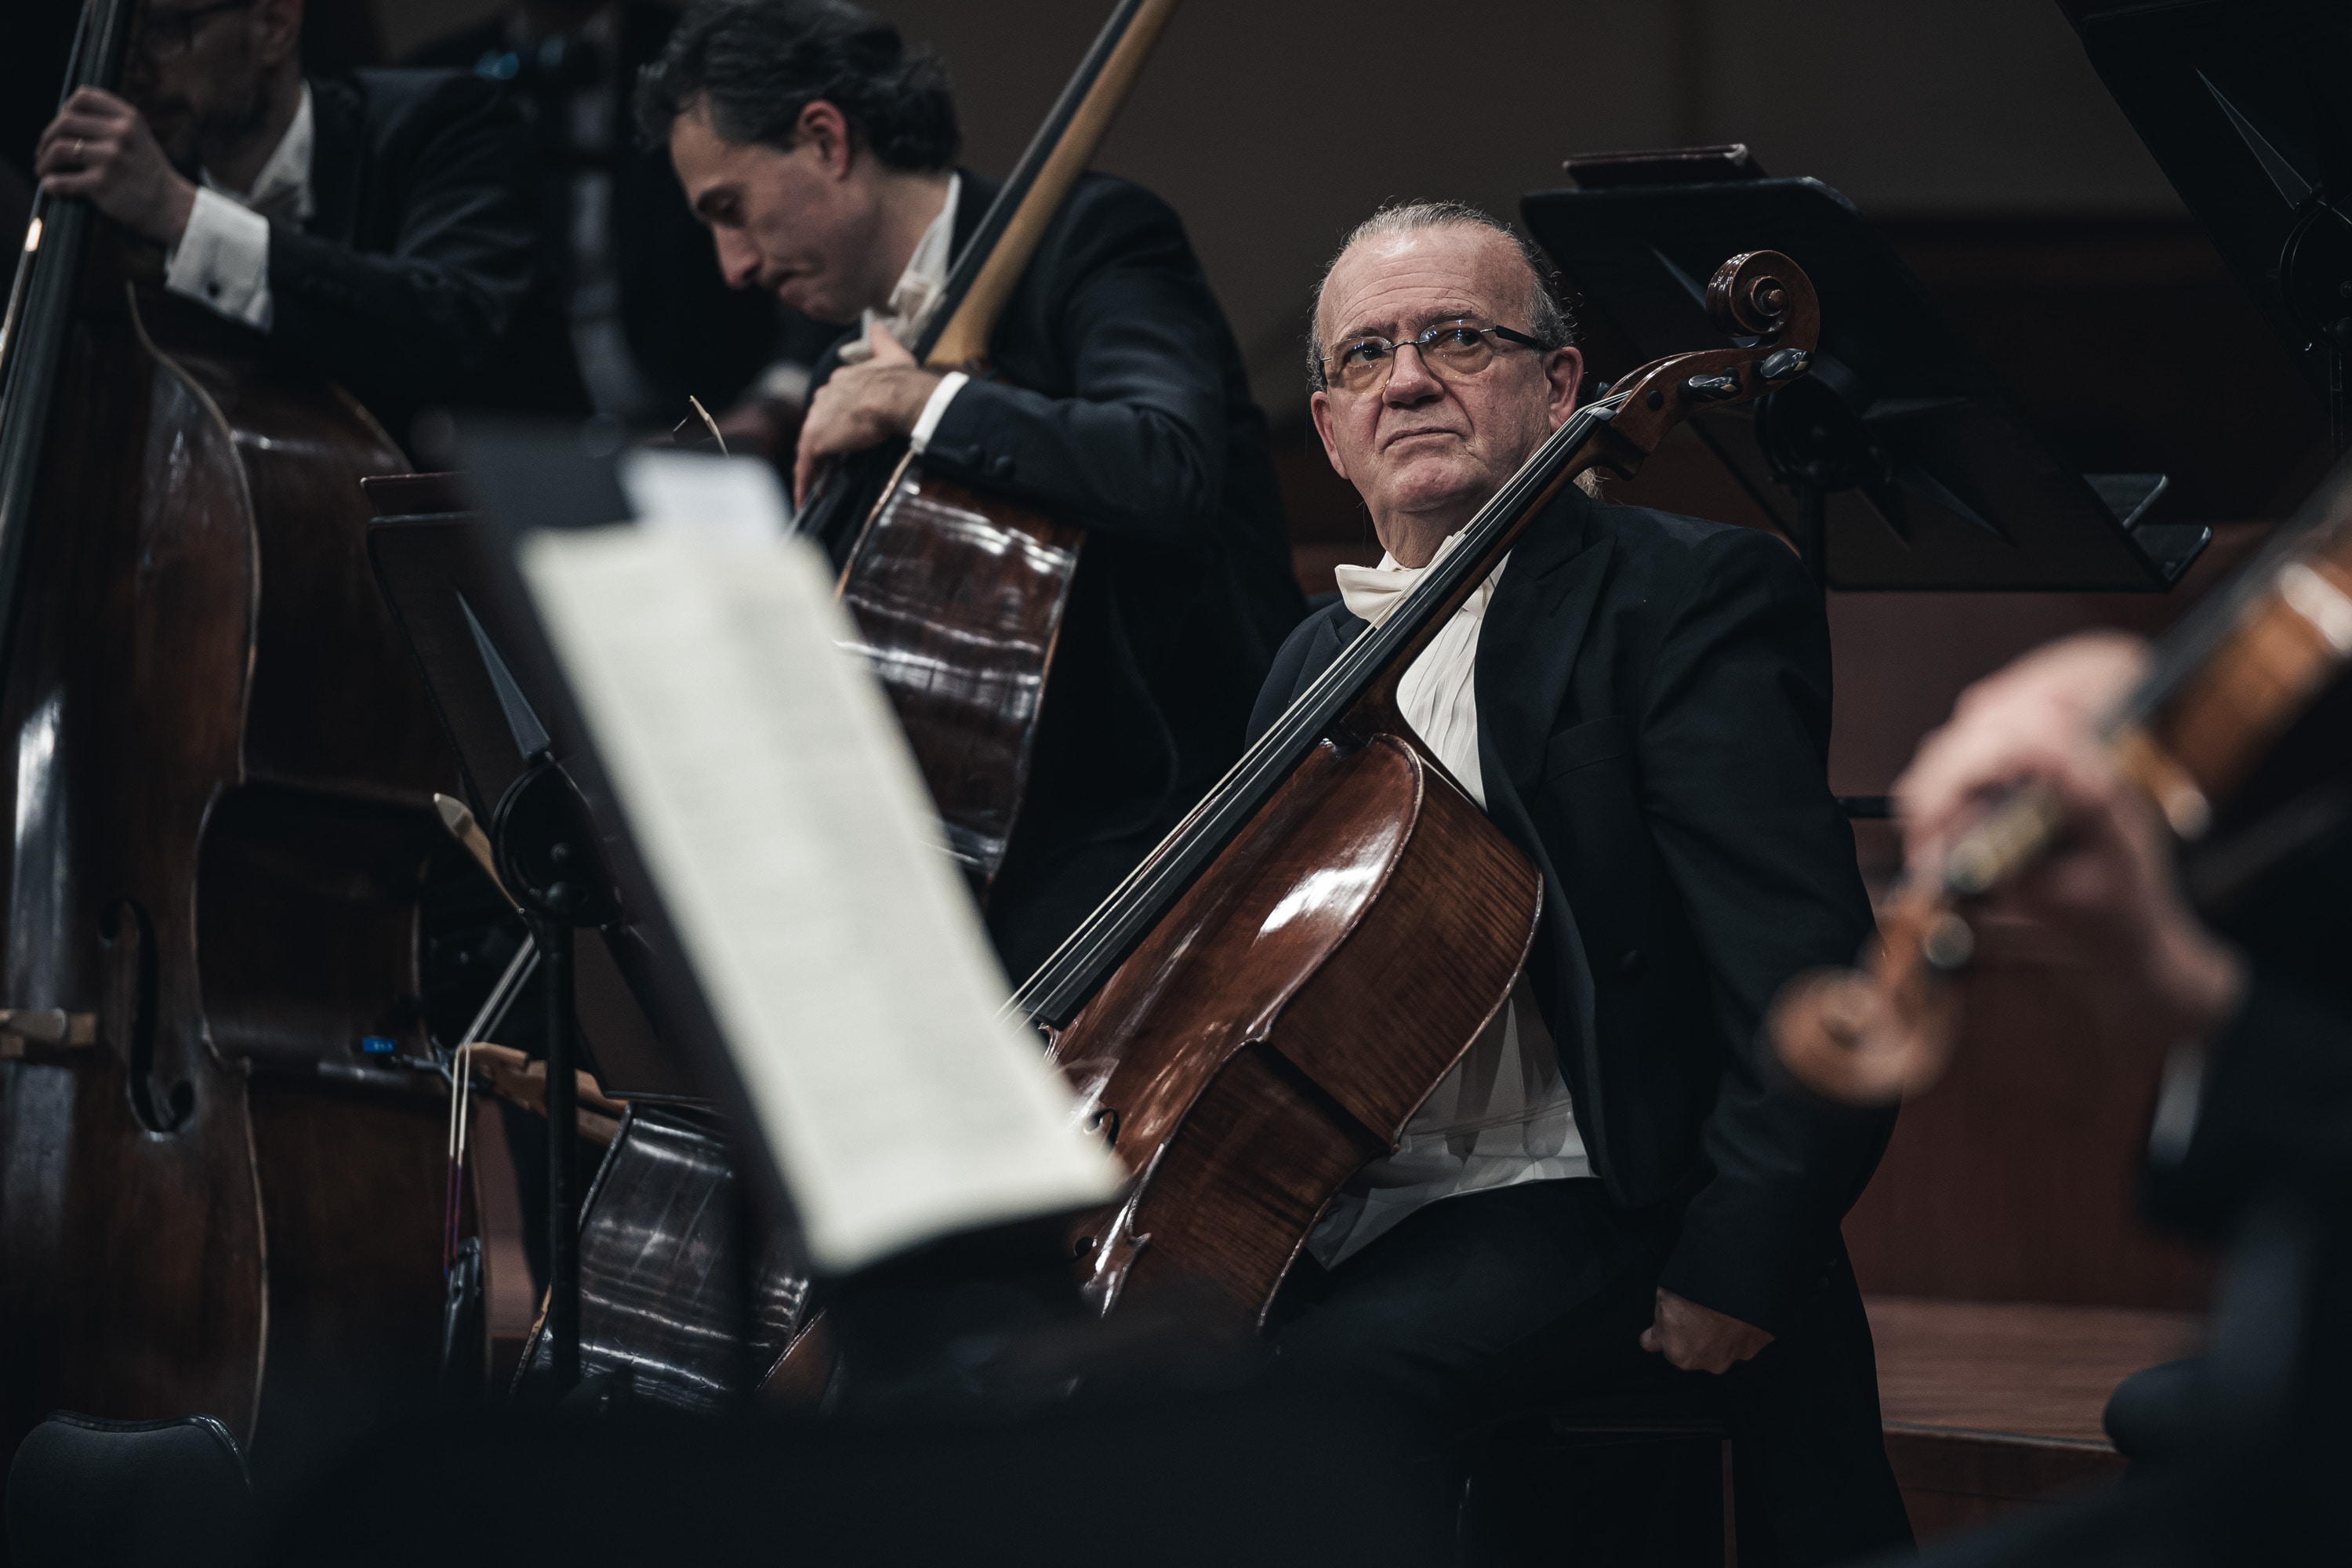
[800,0,1181,895]
[1012,255,1822,1319]
[0,0,466,1470]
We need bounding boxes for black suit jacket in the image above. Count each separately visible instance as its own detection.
[1249,488,1891,1334]
[404,7,804,415]
[811,170,1305,976]
[2149,816,2352,1232]
[267,70,587,446]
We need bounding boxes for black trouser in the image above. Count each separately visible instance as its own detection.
[1268,1179,1913,1566]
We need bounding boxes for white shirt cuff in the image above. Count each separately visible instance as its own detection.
[908,370,969,455]
[165,187,274,331]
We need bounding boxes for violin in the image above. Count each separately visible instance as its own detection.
[1009,255,1821,1319]
[797,0,1181,896]
[1772,452,2352,1106]
[0,0,466,1467]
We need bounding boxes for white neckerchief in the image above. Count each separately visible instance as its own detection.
[837,173,960,364]
[1334,530,1506,806]
[204,82,314,227]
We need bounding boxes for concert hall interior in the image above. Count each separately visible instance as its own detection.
[0,0,2342,1563]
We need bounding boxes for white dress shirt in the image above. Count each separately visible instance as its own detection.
[1306,532,1592,1270]
[164,83,314,332]
[834,173,967,452]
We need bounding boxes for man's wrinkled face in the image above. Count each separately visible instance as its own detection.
[1309,225,1581,540]
[670,100,881,325]
[125,0,276,168]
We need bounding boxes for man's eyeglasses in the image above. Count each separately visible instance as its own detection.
[140,0,255,61]
[1321,321,1545,394]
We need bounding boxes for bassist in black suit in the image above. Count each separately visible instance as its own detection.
[637,0,1304,977]
[33,0,586,448]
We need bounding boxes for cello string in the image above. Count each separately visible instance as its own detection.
[1011,396,1612,1016]
[1008,392,1626,1021]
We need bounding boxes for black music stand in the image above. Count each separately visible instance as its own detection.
[366,478,694,1105]
[398,418,1168,1419]
[1523,169,2209,591]
[2062,0,2352,456]
[367,450,711,1399]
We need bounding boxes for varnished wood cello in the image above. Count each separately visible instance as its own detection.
[799,0,1181,895]
[1010,253,1822,1321]
[0,0,466,1472]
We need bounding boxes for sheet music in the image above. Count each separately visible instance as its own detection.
[520,516,1120,1272]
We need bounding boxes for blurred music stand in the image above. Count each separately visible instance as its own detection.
[396,419,1143,1417]
[1523,153,2209,591]
[365,472,691,1105]
[2061,0,2352,456]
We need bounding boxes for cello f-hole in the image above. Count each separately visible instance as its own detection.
[100,896,184,1134]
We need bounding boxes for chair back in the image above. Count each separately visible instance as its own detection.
[6,1412,256,1567]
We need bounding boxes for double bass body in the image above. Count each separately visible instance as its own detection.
[0,247,458,1462]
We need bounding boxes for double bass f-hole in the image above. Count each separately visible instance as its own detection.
[100,897,186,1134]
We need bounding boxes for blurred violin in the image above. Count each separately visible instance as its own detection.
[1773,456,2352,1105]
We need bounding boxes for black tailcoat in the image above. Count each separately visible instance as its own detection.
[267,70,588,445]
[1250,486,1893,1337]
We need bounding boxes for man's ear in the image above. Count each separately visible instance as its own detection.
[1308,390,1350,481]
[1544,344,1584,429]
[256,0,304,67]
[797,100,855,180]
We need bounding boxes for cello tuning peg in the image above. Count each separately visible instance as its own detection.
[1680,372,1744,404]
[1759,347,1811,383]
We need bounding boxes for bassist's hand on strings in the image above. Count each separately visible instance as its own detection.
[793,321,944,506]
[1895,632,2243,1050]
[34,88,197,248]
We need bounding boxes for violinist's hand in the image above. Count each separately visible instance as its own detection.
[1895,632,2243,1046]
[34,88,197,247]
[1640,1290,1772,1374]
[793,323,942,506]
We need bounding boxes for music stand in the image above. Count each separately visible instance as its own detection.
[385,418,1126,1409]
[365,476,693,1105]
[2061,0,2352,456]
[1523,169,2209,591]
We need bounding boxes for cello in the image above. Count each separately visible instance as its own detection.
[800,0,1181,895]
[0,0,466,1471]
[1011,253,1821,1319]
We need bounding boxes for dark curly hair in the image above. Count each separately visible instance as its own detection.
[634,0,960,172]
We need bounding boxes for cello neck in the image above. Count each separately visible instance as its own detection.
[1008,249,1823,1029]
[0,0,140,671]
[916,0,1181,371]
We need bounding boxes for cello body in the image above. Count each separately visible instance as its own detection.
[0,250,461,1463]
[1051,724,1541,1321]
[837,469,1082,885]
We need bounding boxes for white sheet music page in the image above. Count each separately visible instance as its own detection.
[518,515,1120,1272]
